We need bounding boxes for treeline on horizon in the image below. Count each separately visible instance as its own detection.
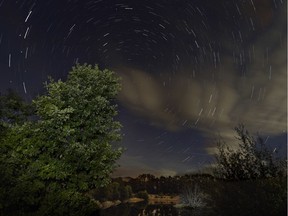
[91,170,287,215]
[90,173,214,202]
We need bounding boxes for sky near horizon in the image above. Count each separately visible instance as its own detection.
[0,0,287,177]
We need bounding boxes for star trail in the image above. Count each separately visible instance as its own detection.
[0,0,286,177]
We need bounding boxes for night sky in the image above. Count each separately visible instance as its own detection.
[0,0,287,177]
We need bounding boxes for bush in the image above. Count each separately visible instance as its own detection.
[214,124,286,180]
[136,191,149,201]
[120,185,133,201]
[179,184,207,208]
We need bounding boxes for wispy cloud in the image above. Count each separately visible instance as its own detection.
[115,5,286,155]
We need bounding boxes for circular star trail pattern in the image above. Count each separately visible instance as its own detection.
[2,0,262,82]
[0,0,286,176]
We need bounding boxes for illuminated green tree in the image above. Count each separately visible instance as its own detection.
[0,64,122,215]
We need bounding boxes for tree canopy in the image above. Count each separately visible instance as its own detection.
[0,64,122,215]
[0,89,34,138]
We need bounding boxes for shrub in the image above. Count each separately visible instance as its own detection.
[120,185,133,201]
[214,124,286,180]
[136,191,149,201]
[179,184,207,208]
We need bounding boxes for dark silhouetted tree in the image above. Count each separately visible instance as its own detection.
[214,124,285,180]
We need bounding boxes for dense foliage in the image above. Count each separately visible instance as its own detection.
[0,64,122,215]
[0,89,34,138]
[0,89,34,122]
[214,124,286,180]
[91,182,133,202]
[135,191,149,201]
